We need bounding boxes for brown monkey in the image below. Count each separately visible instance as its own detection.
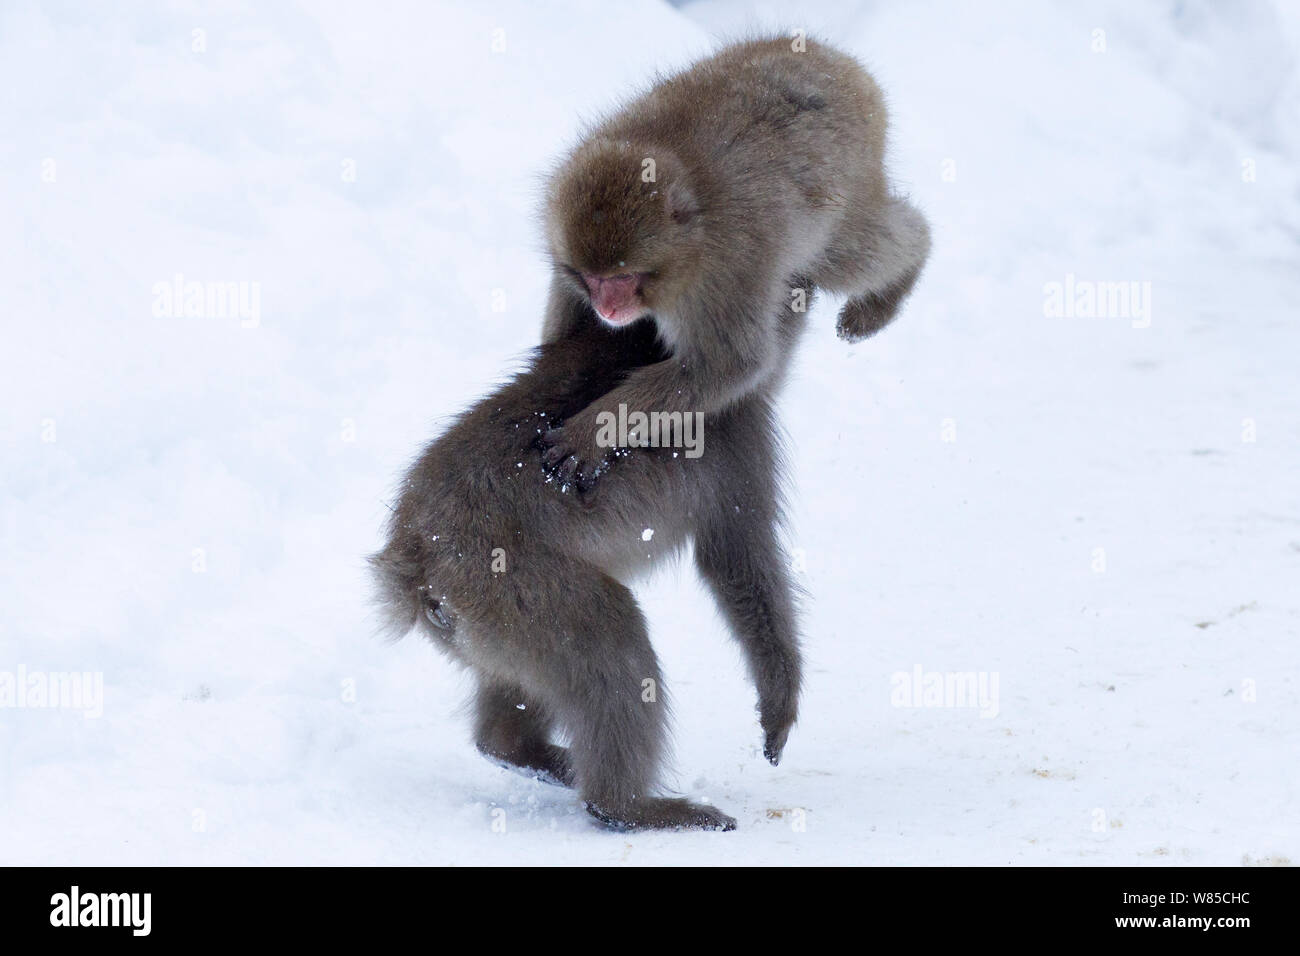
[372,37,928,831]
[374,285,809,830]
[538,36,930,490]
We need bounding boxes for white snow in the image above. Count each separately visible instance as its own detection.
[2,0,1297,865]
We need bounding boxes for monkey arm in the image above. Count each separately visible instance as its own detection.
[539,294,779,492]
[605,278,784,416]
[597,344,771,420]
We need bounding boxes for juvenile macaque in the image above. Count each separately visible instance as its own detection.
[372,36,928,831]
[538,36,930,491]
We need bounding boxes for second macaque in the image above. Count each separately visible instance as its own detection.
[539,36,931,491]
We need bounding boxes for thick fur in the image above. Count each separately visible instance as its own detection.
[373,288,811,831]
[537,37,930,487]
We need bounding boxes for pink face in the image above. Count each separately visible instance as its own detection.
[581,272,649,325]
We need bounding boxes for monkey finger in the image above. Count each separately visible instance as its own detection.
[575,467,603,504]
[542,443,571,468]
[555,454,581,484]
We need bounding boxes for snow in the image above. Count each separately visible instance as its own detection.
[2,0,1297,865]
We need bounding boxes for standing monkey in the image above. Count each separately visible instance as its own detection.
[373,36,928,830]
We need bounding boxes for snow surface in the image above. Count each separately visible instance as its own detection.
[2,0,1298,865]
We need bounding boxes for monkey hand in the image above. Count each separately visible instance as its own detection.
[759,684,798,766]
[538,410,612,497]
[762,723,792,766]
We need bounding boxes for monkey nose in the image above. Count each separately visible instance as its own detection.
[583,273,640,320]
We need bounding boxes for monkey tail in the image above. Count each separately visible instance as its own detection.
[369,544,454,640]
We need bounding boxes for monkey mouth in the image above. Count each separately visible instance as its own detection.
[582,272,646,324]
[595,306,648,326]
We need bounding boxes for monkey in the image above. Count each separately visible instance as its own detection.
[372,281,813,831]
[371,37,928,831]
[537,35,930,491]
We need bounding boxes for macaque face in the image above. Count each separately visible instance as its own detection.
[558,220,699,329]
[549,139,702,329]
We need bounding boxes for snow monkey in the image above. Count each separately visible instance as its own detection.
[372,36,928,831]
[538,36,930,490]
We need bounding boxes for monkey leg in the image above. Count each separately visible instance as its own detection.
[815,195,931,342]
[481,559,735,831]
[473,678,574,788]
[694,507,802,766]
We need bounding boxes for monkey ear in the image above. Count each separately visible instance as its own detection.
[665,180,699,225]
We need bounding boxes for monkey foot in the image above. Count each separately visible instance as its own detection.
[585,797,737,832]
[479,743,576,789]
[836,295,898,343]
[492,760,574,789]
[836,267,922,343]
